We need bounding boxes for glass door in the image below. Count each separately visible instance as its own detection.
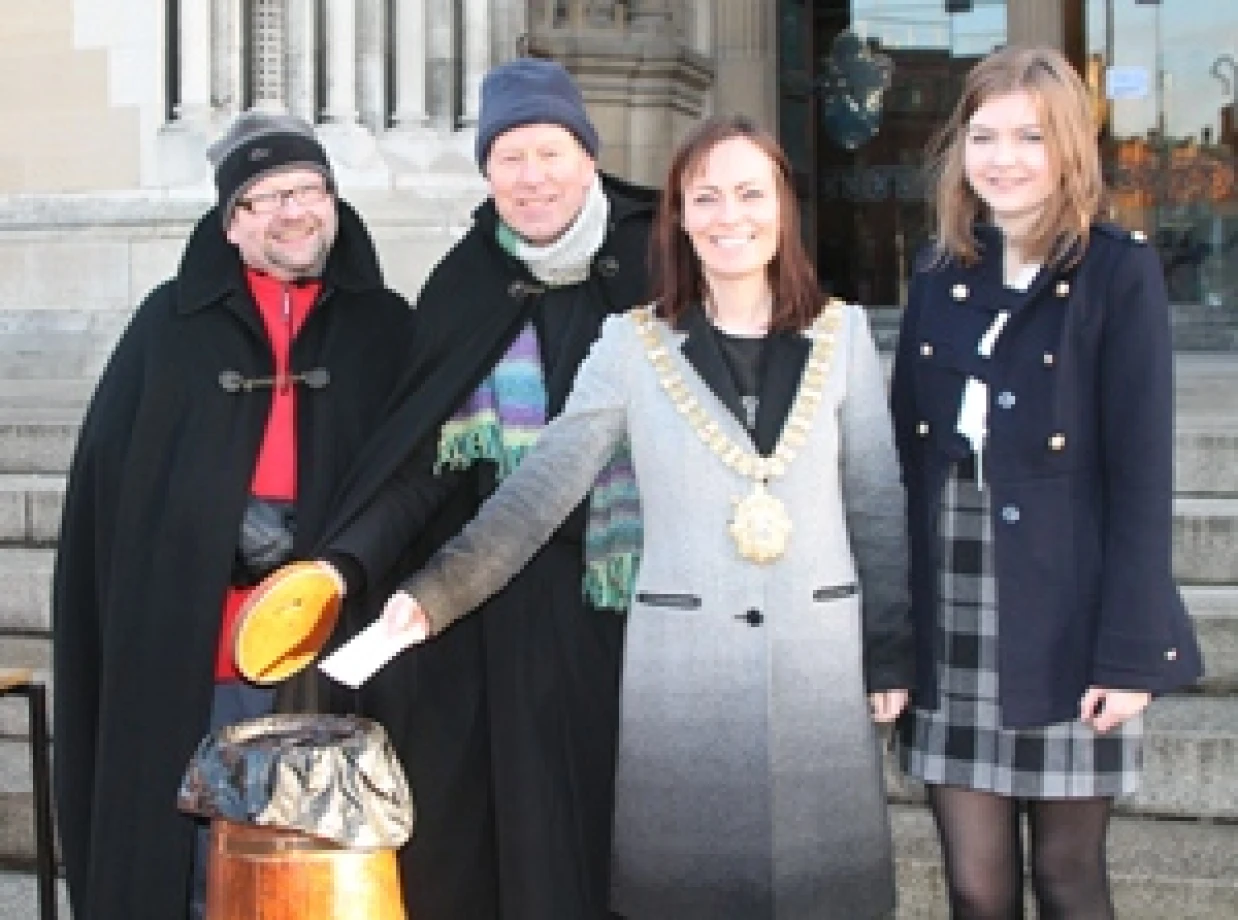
[778,0,1009,317]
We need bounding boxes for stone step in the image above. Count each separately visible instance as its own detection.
[1,800,1234,920]
[0,422,78,476]
[892,803,1238,919]
[0,548,52,632]
[0,418,1232,489]
[1176,425,1238,496]
[0,310,129,381]
[0,590,1234,695]
[0,475,65,546]
[0,379,94,413]
[0,472,1235,578]
[0,582,1234,705]
[1184,586,1238,691]
[884,695,1238,821]
[0,870,69,920]
[0,354,1232,477]
[1175,497,1238,583]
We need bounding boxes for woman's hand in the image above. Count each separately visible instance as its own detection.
[1079,687,1151,733]
[869,689,909,723]
[382,590,431,644]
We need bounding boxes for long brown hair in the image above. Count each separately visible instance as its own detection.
[927,45,1105,267]
[650,115,823,332]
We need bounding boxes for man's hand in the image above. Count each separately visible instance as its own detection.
[382,590,430,644]
[1079,687,1150,733]
[869,689,909,723]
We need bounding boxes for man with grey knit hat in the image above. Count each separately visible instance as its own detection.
[299,56,657,920]
[52,110,418,920]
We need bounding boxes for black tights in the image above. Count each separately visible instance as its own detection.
[926,785,1115,920]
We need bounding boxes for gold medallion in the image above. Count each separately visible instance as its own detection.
[633,301,843,565]
[730,481,793,564]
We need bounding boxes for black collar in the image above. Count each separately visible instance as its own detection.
[677,304,811,456]
[174,199,386,315]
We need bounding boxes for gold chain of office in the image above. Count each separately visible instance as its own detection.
[631,300,843,564]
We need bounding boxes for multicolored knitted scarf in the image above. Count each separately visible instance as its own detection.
[434,202,642,610]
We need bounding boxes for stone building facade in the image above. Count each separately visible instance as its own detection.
[1,1,1234,334]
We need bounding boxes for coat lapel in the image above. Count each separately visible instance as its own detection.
[678,304,748,436]
[752,330,810,456]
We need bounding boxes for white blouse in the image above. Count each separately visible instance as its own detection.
[954,262,1040,487]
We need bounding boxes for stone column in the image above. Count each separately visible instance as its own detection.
[1007,0,1065,49]
[489,0,528,66]
[177,0,213,121]
[250,0,287,111]
[630,0,678,36]
[211,0,245,117]
[689,0,712,56]
[712,0,776,131]
[285,0,317,123]
[461,0,491,125]
[392,0,430,128]
[357,0,388,133]
[425,0,457,129]
[322,0,360,124]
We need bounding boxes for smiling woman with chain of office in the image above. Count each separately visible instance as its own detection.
[373,115,913,920]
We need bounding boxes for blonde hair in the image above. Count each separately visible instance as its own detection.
[927,45,1104,267]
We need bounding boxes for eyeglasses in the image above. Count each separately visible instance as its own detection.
[237,181,330,215]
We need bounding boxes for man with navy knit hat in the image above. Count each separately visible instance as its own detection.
[292,57,657,919]
[52,111,418,920]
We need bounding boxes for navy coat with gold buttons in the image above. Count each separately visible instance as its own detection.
[891,222,1203,728]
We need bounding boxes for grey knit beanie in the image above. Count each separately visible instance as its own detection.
[206,112,335,225]
[475,58,600,167]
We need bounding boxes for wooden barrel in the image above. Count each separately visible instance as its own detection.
[205,819,407,920]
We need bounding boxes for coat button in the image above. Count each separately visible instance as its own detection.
[1055,280,1071,297]
[737,609,764,626]
[1165,648,1178,661]
[951,283,969,301]
[1048,433,1066,451]
[1001,505,1021,523]
[1043,352,1055,367]
[920,342,934,358]
[916,421,930,437]
[596,255,620,277]
[997,390,1016,409]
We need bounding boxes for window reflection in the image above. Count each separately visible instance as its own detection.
[1089,0,1237,346]
[779,1,1007,311]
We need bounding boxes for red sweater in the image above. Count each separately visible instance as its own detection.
[216,270,320,681]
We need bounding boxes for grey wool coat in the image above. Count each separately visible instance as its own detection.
[406,303,913,920]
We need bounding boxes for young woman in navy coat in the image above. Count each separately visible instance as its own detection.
[890,46,1203,918]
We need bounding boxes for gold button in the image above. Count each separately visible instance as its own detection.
[1043,352,1055,367]
[1055,280,1070,297]
[1131,229,1148,243]
[951,283,968,301]
[916,421,930,437]
[1048,433,1066,451]
[920,342,934,357]
[1165,648,1178,661]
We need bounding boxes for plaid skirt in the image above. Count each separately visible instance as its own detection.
[897,461,1142,798]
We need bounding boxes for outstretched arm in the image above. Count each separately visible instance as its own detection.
[392,314,635,637]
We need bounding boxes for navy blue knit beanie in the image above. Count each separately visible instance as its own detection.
[475,58,600,167]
